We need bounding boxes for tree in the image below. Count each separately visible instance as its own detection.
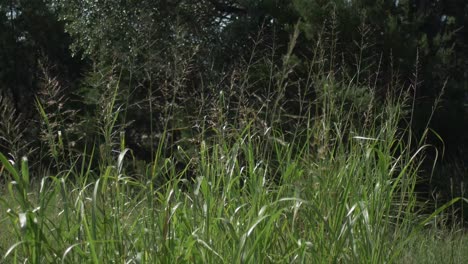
[0,0,81,113]
[292,0,467,151]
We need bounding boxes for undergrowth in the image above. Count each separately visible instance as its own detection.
[0,26,466,264]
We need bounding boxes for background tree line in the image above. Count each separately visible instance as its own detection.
[0,0,466,215]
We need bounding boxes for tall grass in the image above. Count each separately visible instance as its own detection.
[0,28,466,263]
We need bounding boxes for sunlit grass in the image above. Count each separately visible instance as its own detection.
[0,28,466,263]
[1,81,465,263]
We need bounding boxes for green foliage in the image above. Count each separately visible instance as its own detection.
[35,63,82,171]
[0,96,33,162]
[0,0,79,112]
[1,69,466,262]
[292,0,467,149]
[0,2,467,262]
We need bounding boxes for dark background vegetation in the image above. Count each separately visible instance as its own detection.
[0,0,466,220]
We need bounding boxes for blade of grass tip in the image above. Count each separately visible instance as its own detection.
[7,178,29,210]
[62,243,86,264]
[92,178,102,243]
[20,157,29,192]
[0,152,20,183]
[117,148,131,174]
[390,145,429,192]
[4,241,28,260]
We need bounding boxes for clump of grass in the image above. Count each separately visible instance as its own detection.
[401,228,468,263]
[0,95,34,166]
[36,62,82,172]
[1,23,466,264]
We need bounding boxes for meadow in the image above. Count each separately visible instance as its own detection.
[0,32,467,263]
